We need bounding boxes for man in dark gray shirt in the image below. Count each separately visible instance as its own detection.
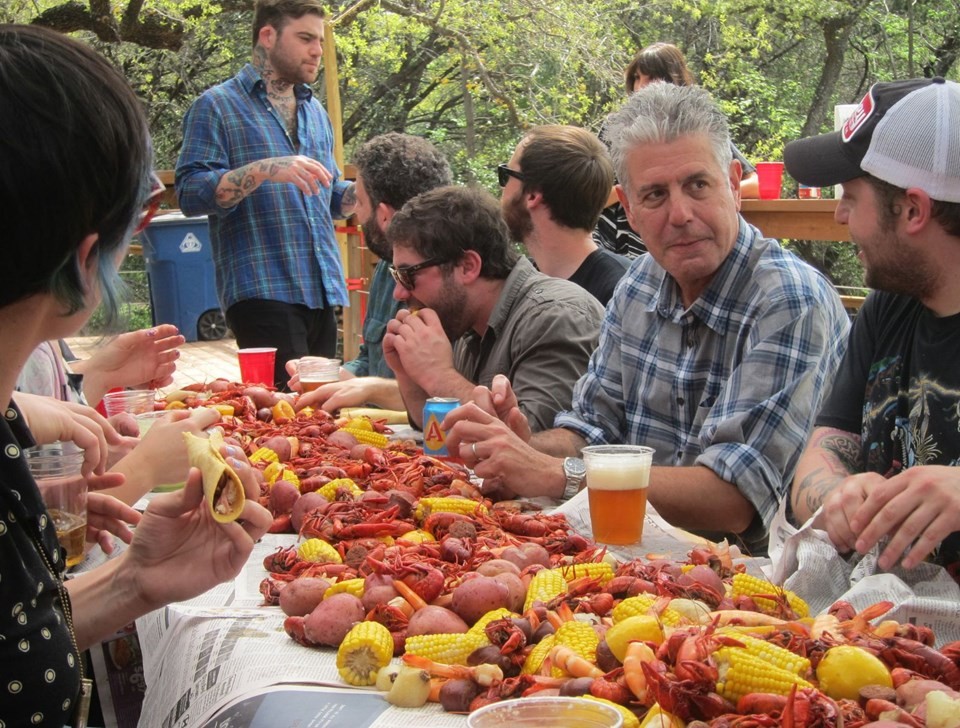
[382,186,604,431]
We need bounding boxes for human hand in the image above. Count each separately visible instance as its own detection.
[467,375,531,442]
[295,377,399,413]
[846,466,960,571]
[285,359,302,392]
[85,489,141,554]
[123,451,271,609]
[76,325,184,404]
[385,308,456,391]
[13,392,122,475]
[267,155,334,196]
[813,471,880,554]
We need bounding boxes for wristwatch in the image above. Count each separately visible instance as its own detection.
[561,457,586,501]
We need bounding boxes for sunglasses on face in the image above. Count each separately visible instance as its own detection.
[497,163,525,188]
[135,172,166,234]
[389,257,447,291]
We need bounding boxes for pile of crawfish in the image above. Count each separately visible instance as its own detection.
[173,382,960,728]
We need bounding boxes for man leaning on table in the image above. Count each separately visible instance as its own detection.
[382,185,605,432]
[443,83,850,556]
[785,78,960,580]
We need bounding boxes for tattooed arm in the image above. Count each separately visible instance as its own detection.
[790,426,862,525]
[215,156,334,208]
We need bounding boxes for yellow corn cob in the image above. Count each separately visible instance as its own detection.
[248,446,279,464]
[584,696,641,728]
[550,620,600,677]
[716,631,811,677]
[521,633,556,675]
[731,573,810,619]
[324,578,365,599]
[262,461,284,483]
[414,497,488,522]
[403,631,489,666]
[317,477,363,501]
[556,562,614,586]
[296,537,342,564]
[523,569,569,612]
[336,621,394,686]
[714,646,814,702]
[345,417,374,431]
[271,467,300,489]
[396,529,436,544]
[612,595,683,627]
[342,427,389,448]
[468,607,517,636]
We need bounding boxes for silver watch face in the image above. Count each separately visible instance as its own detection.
[563,457,586,479]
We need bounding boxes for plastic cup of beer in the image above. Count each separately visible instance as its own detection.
[102,388,156,418]
[298,356,341,392]
[237,347,277,385]
[25,441,88,569]
[582,444,655,545]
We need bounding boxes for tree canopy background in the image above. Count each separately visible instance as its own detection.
[8,0,960,287]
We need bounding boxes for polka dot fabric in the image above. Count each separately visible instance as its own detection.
[0,405,80,727]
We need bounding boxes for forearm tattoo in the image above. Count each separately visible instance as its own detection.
[794,431,861,519]
[217,159,293,208]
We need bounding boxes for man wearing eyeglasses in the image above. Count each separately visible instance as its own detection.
[382,185,604,432]
[499,126,630,306]
[442,84,849,555]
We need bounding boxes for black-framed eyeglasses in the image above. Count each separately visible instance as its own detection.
[135,172,166,234]
[497,163,525,188]
[389,257,447,291]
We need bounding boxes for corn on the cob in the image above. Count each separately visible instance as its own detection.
[521,633,556,675]
[524,569,569,612]
[468,607,516,635]
[336,621,394,686]
[324,578,365,599]
[584,696,641,728]
[414,496,488,522]
[342,427,389,448]
[612,594,682,627]
[396,529,435,544]
[263,461,300,488]
[403,631,489,666]
[556,562,614,586]
[344,417,374,431]
[714,646,814,702]
[731,573,809,619]
[248,446,279,464]
[550,620,599,677]
[716,631,811,677]
[296,537,342,564]
[317,477,363,501]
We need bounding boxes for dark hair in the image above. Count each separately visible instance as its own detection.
[866,175,960,237]
[353,132,452,210]
[0,25,151,322]
[387,186,519,280]
[519,126,613,231]
[253,0,325,46]
[624,42,695,95]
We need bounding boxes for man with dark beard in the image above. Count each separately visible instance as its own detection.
[383,186,604,432]
[785,78,960,580]
[177,0,354,389]
[500,125,629,305]
[290,133,452,413]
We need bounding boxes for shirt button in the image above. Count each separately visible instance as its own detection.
[5,444,20,458]
[676,397,685,405]
[5,407,16,420]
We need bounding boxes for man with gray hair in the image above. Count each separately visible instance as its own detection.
[444,82,849,554]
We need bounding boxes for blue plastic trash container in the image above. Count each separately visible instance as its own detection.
[138,213,227,342]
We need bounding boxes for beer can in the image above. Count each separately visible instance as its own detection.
[423,397,460,459]
[798,184,821,199]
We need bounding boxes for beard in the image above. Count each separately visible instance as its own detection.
[859,227,936,300]
[423,274,471,341]
[362,211,391,260]
[502,191,533,242]
[268,44,317,85]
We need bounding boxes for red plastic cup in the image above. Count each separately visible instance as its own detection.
[237,347,277,385]
[755,162,784,200]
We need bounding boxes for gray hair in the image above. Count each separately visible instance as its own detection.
[604,82,733,191]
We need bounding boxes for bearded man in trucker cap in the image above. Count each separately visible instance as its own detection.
[786,77,960,582]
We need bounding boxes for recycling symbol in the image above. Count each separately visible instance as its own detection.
[179,232,203,253]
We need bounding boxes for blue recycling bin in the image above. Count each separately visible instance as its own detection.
[138,213,227,342]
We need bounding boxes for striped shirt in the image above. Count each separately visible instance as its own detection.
[556,218,849,550]
[176,64,349,311]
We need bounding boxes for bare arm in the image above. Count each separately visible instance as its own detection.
[215,155,333,208]
[648,466,756,535]
[790,426,862,525]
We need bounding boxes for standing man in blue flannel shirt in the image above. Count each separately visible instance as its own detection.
[176,0,355,389]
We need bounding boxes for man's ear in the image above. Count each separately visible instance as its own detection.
[377,202,395,232]
[902,188,934,235]
[258,25,277,50]
[458,249,483,283]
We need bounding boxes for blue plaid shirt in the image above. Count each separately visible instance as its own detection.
[556,218,849,545]
[175,64,349,311]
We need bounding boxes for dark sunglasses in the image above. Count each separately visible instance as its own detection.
[135,172,166,234]
[497,163,525,188]
[389,257,447,291]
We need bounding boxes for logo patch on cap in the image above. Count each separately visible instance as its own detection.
[841,89,877,142]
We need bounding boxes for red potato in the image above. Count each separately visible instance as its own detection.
[407,606,470,636]
[325,430,359,450]
[243,386,279,409]
[361,573,399,612]
[291,492,328,532]
[450,576,510,625]
[897,681,960,711]
[491,572,526,613]
[499,543,551,572]
[279,577,331,617]
[475,559,522,578]
[303,593,365,647]
[260,435,292,461]
[269,480,300,516]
